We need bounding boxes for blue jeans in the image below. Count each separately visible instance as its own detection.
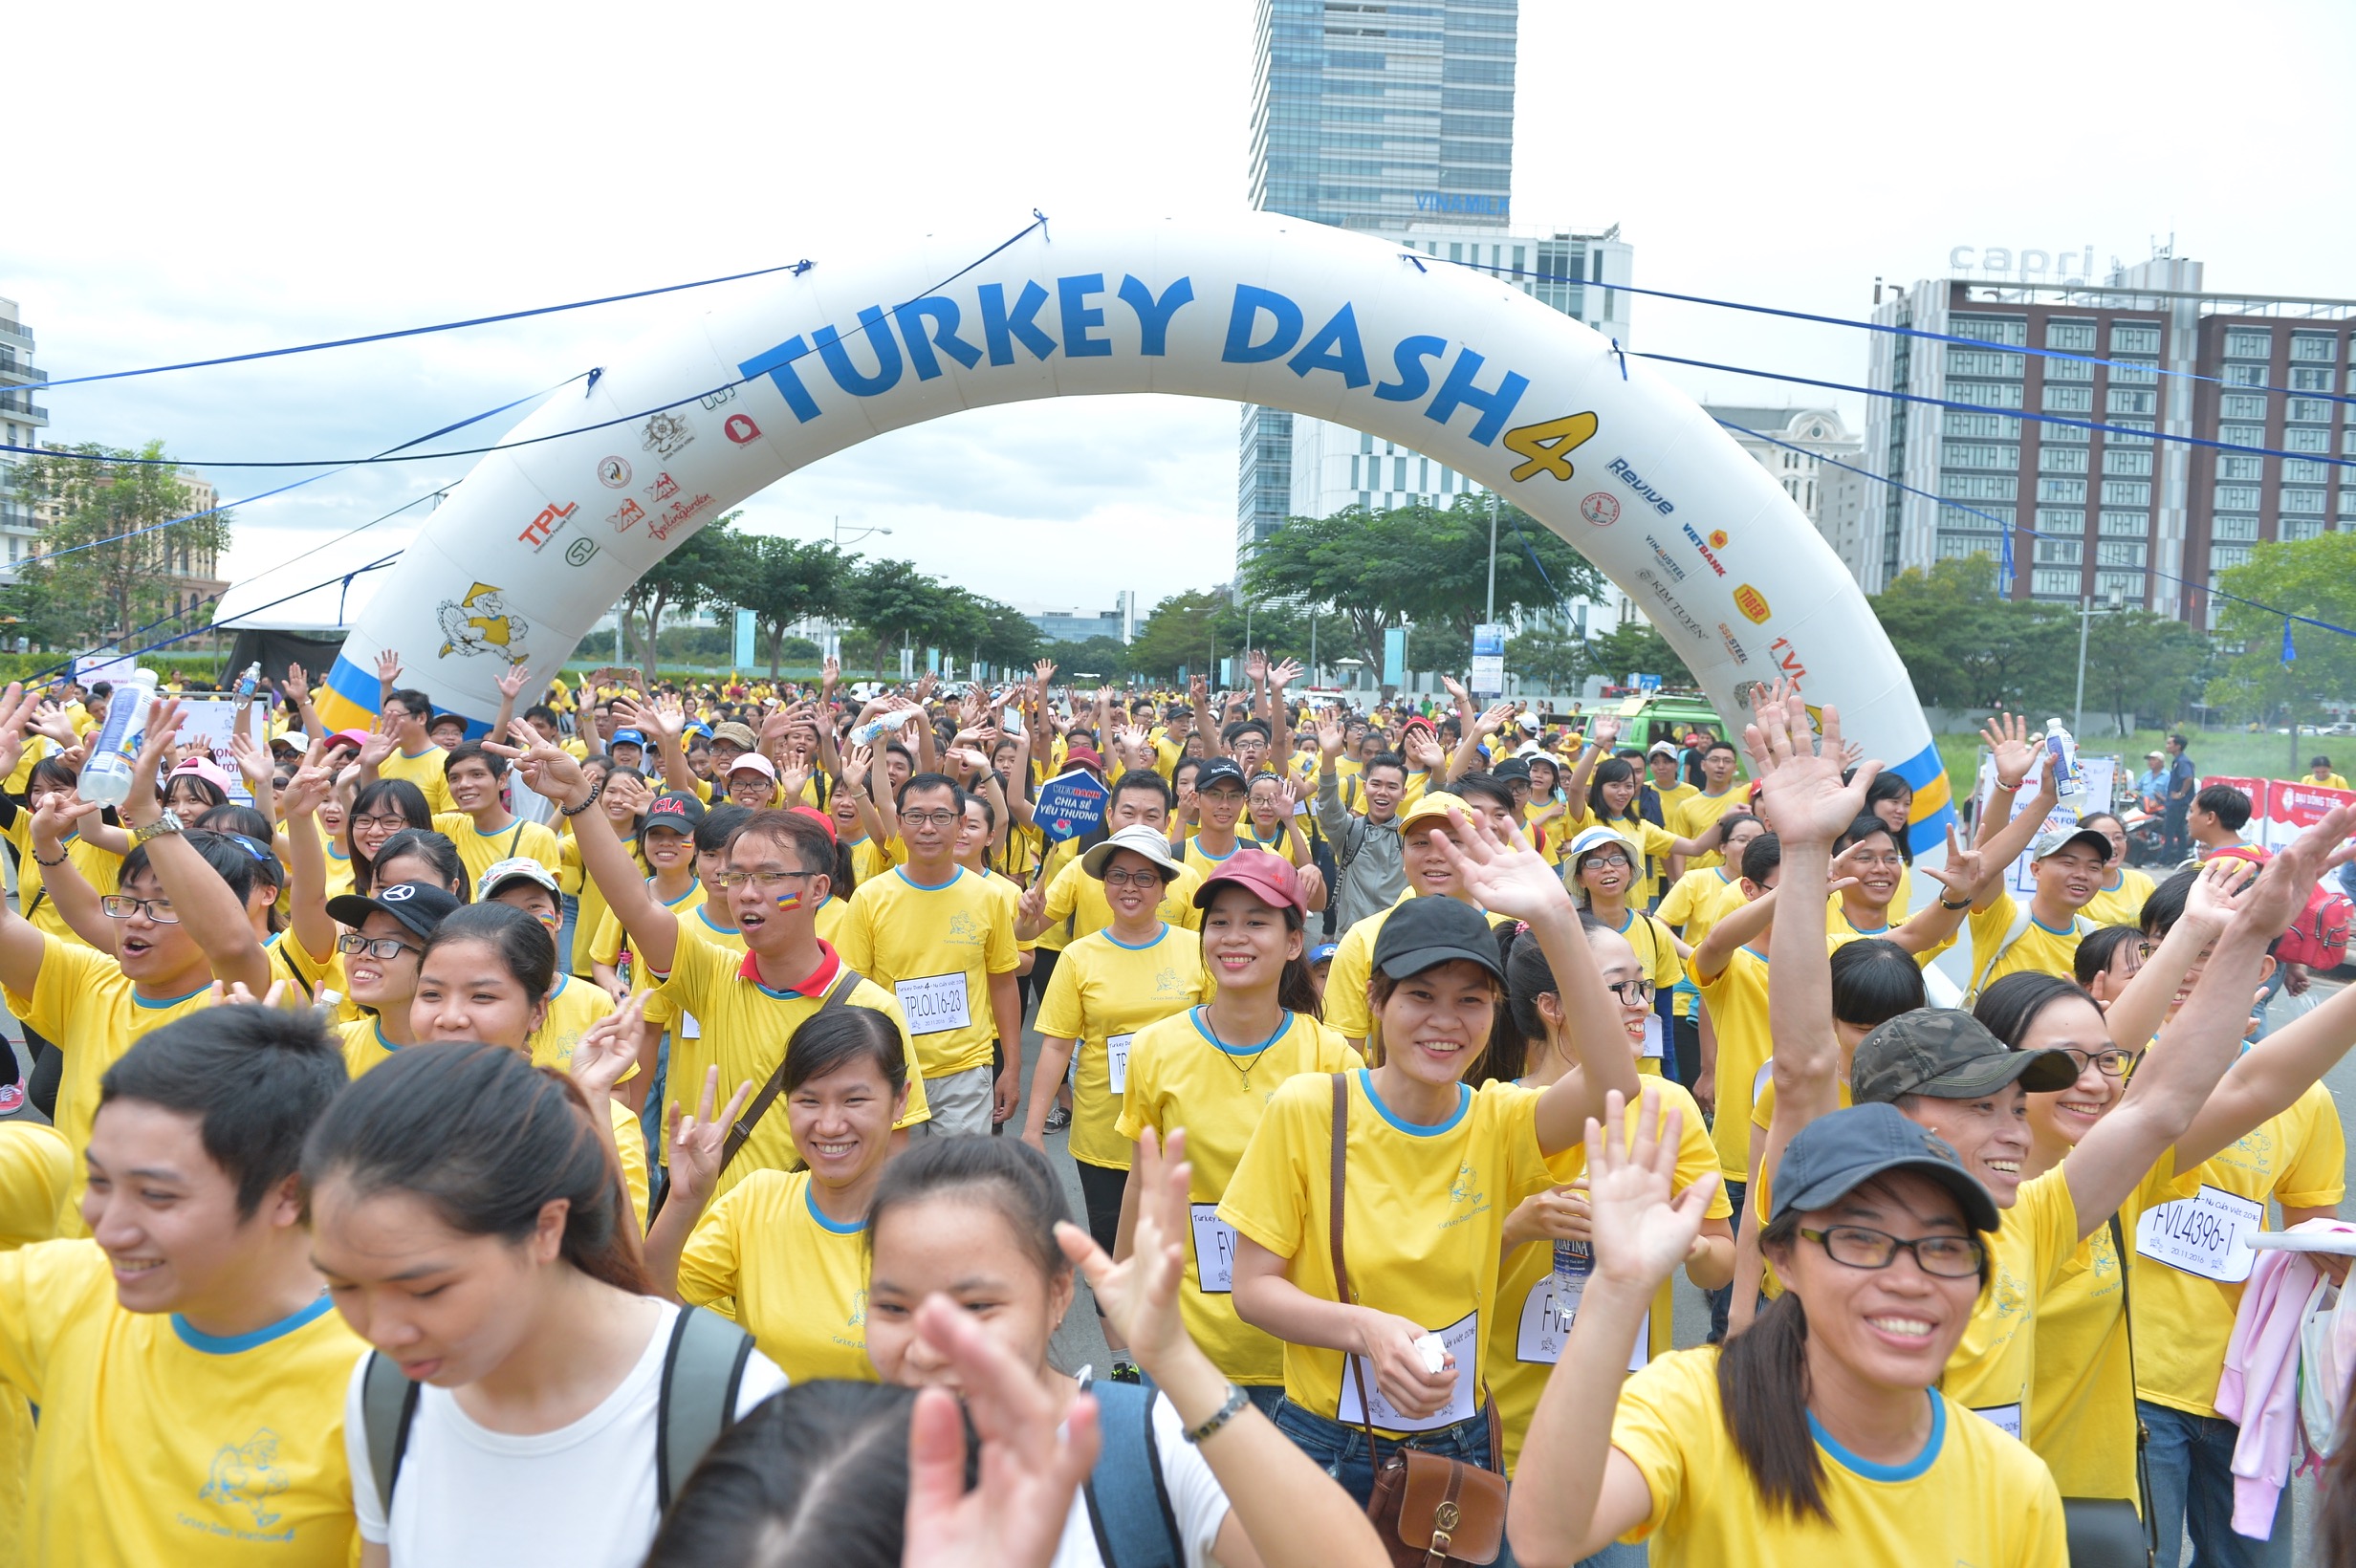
[2138,1399,2291,1568]
[555,892,580,976]
[1706,1180,1748,1343]
[1272,1397,1521,1567]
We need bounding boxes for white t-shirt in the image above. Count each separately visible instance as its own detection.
[346,1300,788,1566]
[1050,1388,1231,1568]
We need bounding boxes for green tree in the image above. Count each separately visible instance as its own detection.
[967,595,1046,674]
[1044,635,1137,682]
[2208,534,2356,758]
[8,442,235,649]
[734,535,852,678]
[1125,590,1312,686]
[1587,622,1695,690]
[618,510,745,672]
[1240,495,1606,682]
[845,557,948,678]
[1869,554,2069,709]
[2081,610,2209,735]
[1507,621,1589,693]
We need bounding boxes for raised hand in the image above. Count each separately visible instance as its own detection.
[228,730,274,790]
[279,762,336,820]
[1058,1126,1194,1374]
[1016,878,1046,930]
[373,647,403,684]
[1269,656,1304,690]
[1917,823,1989,903]
[646,694,687,740]
[209,979,293,1009]
[1440,674,1470,706]
[494,664,529,700]
[2236,804,2356,935]
[1477,701,1516,738]
[1978,712,2039,791]
[662,1062,757,1210]
[357,711,398,769]
[486,719,590,806]
[1315,714,1345,759]
[1429,806,1574,924]
[28,701,78,750]
[1746,690,1874,848]
[1585,1087,1721,1294]
[124,699,185,825]
[820,655,840,697]
[284,662,310,696]
[572,992,652,1101]
[2178,855,2259,933]
[31,791,100,844]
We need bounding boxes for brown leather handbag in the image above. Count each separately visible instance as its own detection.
[1329,1075,1509,1568]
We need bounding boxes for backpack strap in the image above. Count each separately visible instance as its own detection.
[359,1350,423,1513]
[1965,904,2040,1007]
[1080,1377,1183,1568]
[655,1305,757,1512]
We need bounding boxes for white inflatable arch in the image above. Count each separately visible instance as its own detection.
[316,213,1953,848]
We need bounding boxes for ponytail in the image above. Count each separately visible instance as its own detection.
[1718,1213,1829,1523]
[302,1041,651,1295]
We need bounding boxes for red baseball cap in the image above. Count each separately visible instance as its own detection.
[1192,848,1302,914]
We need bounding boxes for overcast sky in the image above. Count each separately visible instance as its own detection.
[7,0,2349,623]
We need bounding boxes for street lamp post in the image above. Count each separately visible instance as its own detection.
[825,518,891,663]
[2071,591,2125,738]
[1485,490,1500,623]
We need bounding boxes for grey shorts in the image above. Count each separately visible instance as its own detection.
[911,1062,995,1139]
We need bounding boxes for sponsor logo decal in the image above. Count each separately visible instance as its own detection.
[1607,457,1674,515]
[644,471,680,503]
[565,537,600,567]
[1579,490,1620,527]
[641,411,695,458]
[597,456,632,490]
[1643,534,1688,583]
[516,501,577,554]
[1734,584,1772,624]
[1681,523,1729,577]
[724,413,762,445]
[436,582,529,664]
[1716,621,1751,664]
[607,497,645,534]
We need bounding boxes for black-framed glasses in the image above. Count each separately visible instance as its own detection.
[715,869,819,891]
[1800,1225,1986,1278]
[1102,868,1167,889]
[338,933,422,962]
[101,894,178,924]
[900,809,959,828]
[351,814,413,833]
[1581,852,1633,870]
[2058,1045,2142,1079]
[1605,978,1656,1006]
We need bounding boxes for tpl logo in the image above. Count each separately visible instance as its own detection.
[517,502,578,553]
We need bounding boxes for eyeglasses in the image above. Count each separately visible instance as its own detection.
[101,894,178,924]
[715,869,819,890]
[338,933,422,962]
[351,815,412,833]
[1580,852,1633,871]
[1102,868,1167,889]
[900,809,959,828]
[2058,1045,2142,1079]
[1799,1224,1986,1278]
[1605,978,1656,1006]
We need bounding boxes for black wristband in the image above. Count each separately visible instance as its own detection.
[1940,894,1974,911]
[32,846,66,867]
[561,778,605,818]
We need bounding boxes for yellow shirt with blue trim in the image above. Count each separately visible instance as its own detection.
[1118,1008,1359,1385]
[835,866,1019,1079]
[1688,942,1771,1183]
[1967,891,2088,990]
[2080,865,2157,931]
[678,1169,877,1384]
[0,1239,366,1568]
[0,1122,73,1568]
[1219,1069,1553,1428]
[431,811,562,889]
[1,819,122,947]
[1035,925,1209,1170]
[377,744,453,815]
[529,972,619,1072]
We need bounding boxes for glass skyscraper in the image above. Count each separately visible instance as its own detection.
[1239,0,1520,557]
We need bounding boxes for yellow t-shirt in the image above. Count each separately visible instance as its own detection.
[1036,925,1210,1170]
[320,843,357,904]
[644,902,749,1088]
[834,866,1019,1078]
[1608,1347,2066,1567]
[1966,892,2088,994]
[844,834,904,892]
[1118,1008,1359,1384]
[0,1123,72,1568]
[2080,865,2158,931]
[0,1238,366,1568]
[337,1016,404,1078]
[1030,838,1080,952]
[429,812,563,890]
[1178,833,1263,882]
[1322,892,1516,1043]
[377,744,453,815]
[1599,907,1679,1075]
[1669,787,1746,869]
[1656,866,1743,951]
[1944,1165,2079,1438]
[1688,943,1771,1182]
[1827,900,1956,966]
[589,878,704,994]
[2131,1082,2345,1419]
[2307,772,2350,792]
[1491,1081,1729,1473]
[649,938,930,1199]
[1219,1069,1552,1428]
[561,834,646,977]
[2,821,123,946]
[1038,854,1208,947]
[529,972,619,1072]
[677,1168,876,1383]
[3,939,219,1233]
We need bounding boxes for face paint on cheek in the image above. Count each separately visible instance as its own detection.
[773,890,802,910]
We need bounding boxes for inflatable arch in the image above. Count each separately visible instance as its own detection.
[312,213,1954,852]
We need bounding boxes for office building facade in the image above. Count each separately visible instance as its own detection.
[0,296,50,583]
[1864,256,2355,622]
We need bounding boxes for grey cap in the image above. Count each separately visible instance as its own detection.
[1850,1008,2080,1104]
[2030,824,2113,862]
[1080,824,1184,882]
[1770,1102,1999,1232]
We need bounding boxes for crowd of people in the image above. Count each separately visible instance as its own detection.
[0,646,2354,1568]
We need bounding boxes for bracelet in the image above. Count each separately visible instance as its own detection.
[561,779,606,817]
[1939,894,1974,911]
[32,846,66,867]
[1182,1383,1249,1445]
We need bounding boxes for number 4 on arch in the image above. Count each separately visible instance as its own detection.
[1501,412,1600,483]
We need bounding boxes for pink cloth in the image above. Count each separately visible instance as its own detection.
[2214,1221,2349,1538]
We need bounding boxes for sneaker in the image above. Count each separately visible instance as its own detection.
[1043,1105,1072,1133]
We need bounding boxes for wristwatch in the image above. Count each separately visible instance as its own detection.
[132,810,185,847]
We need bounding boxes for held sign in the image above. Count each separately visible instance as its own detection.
[1032,768,1109,843]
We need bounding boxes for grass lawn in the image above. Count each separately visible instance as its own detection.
[1930,728,2343,796]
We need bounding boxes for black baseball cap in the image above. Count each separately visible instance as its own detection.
[1194,757,1249,794]
[644,792,708,832]
[1769,1102,1999,1233]
[1491,756,1533,785]
[1370,896,1504,983]
[1850,1008,2079,1104]
[326,881,462,944]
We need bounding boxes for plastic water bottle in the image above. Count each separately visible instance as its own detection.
[1554,1238,1593,1283]
[849,708,920,747]
[78,668,161,808]
[2044,718,2084,800]
[233,661,261,702]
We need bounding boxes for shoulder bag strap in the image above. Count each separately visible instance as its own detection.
[1966,904,2039,1006]
[2109,1212,2159,1562]
[1331,1073,1384,1459]
[655,1304,758,1512]
[507,819,527,858]
[359,1349,423,1512]
[718,965,863,1173]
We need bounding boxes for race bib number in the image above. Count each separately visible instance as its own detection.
[1971,1403,2023,1441]
[2137,1185,2266,1283]
[681,1010,701,1040]
[1106,1033,1135,1094]
[1339,1310,1477,1432]
[1190,1204,1238,1294]
[894,973,972,1035]
[1516,1268,1647,1372]
[1640,1013,1665,1060]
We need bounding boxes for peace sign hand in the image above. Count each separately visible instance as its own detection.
[663,1062,757,1211]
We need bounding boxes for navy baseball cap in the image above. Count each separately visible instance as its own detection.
[1194,757,1249,794]
[326,881,462,944]
[1770,1101,1999,1233]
